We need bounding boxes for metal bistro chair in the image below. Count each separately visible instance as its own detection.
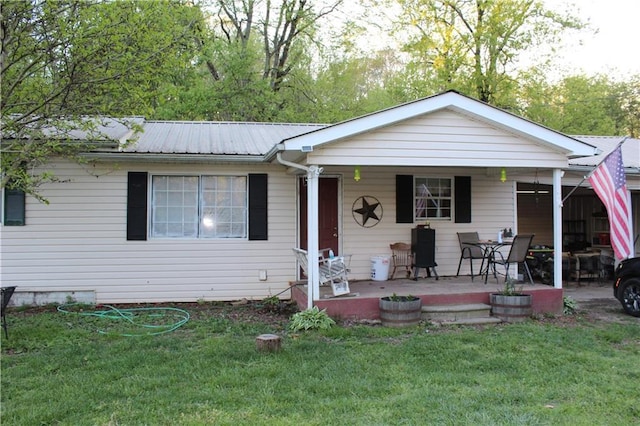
[1,286,17,339]
[456,232,486,281]
[389,242,413,279]
[487,234,535,285]
[599,251,615,282]
[573,253,600,284]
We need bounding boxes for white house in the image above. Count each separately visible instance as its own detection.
[2,91,637,307]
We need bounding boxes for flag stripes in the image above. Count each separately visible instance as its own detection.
[588,145,632,260]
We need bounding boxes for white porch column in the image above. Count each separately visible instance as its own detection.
[553,168,563,289]
[306,165,322,309]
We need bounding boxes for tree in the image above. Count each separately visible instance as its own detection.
[521,73,640,137]
[612,75,640,138]
[394,0,584,106]
[300,49,408,123]
[1,0,203,199]
[183,0,343,121]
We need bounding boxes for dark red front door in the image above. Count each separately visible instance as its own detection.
[299,177,339,254]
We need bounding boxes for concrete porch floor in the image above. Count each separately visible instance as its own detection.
[290,274,612,321]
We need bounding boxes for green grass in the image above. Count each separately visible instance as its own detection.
[2,303,639,425]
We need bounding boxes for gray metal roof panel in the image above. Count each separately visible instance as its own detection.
[570,136,639,169]
[125,121,326,155]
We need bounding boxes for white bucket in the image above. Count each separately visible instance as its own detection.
[371,256,391,281]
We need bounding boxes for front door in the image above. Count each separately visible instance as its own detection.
[299,176,340,254]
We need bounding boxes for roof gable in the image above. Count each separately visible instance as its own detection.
[303,109,578,168]
[282,91,599,158]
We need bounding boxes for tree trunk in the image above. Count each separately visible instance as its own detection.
[256,334,282,352]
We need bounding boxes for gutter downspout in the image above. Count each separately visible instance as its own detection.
[276,152,323,310]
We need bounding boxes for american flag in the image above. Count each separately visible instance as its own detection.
[588,145,633,260]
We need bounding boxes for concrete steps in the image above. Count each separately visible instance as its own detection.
[422,303,502,325]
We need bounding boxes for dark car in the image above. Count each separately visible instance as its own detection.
[613,257,640,317]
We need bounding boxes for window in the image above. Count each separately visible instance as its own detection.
[414,177,451,220]
[151,175,247,238]
[3,187,26,226]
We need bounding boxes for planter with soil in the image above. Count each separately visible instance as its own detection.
[379,294,422,327]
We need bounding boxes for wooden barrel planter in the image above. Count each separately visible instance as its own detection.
[379,296,422,327]
[490,293,532,322]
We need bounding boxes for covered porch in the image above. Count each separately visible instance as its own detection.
[276,91,601,312]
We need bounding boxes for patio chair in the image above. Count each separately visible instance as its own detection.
[573,252,600,284]
[389,242,413,279]
[486,234,535,285]
[599,251,615,282]
[1,286,16,339]
[292,248,350,296]
[456,232,486,281]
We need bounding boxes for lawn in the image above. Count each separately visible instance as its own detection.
[1,301,639,425]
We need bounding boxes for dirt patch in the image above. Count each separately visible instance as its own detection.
[9,299,298,331]
[7,292,637,329]
[572,297,636,324]
[562,281,637,324]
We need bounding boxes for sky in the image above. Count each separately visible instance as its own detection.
[544,0,639,78]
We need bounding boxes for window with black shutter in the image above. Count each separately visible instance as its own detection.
[396,174,471,223]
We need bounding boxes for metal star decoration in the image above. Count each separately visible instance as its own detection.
[352,196,383,228]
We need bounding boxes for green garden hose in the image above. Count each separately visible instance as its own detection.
[57,303,190,337]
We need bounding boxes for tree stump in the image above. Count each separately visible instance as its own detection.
[256,334,281,352]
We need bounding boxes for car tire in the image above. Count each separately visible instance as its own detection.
[618,277,640,317]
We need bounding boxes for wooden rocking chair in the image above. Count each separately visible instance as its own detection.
[389,242,413,279]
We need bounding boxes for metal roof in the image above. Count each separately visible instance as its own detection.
[113,120,638,174]
[2,116,144,143]
[570,136,640,171]
[124,121,325,156]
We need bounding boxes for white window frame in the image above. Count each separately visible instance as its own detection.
[150,174,248,239]
[414,176,452,221]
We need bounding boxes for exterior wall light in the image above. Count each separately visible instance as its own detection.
[354,166,361,182]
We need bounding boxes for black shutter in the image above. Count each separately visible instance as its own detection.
[127,172,148,240]
[4,188,25,226]
[454,176,472,223]
[248,174,268,240]
[396,175,414,223]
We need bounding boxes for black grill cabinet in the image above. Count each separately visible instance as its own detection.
[411,227,438,280]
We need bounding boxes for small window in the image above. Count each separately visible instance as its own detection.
[415,177,451,220]
[151,175,247,238]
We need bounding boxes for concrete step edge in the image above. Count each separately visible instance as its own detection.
[422,303,491,313]
[432,317,503,326]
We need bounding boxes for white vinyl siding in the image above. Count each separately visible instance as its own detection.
[1,160,297,304]
[306,110,570,168]
[0,162,524,304]
[330,166,517,281]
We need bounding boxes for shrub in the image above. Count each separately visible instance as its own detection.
[289,306,335,332]
[563,296,577,315]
